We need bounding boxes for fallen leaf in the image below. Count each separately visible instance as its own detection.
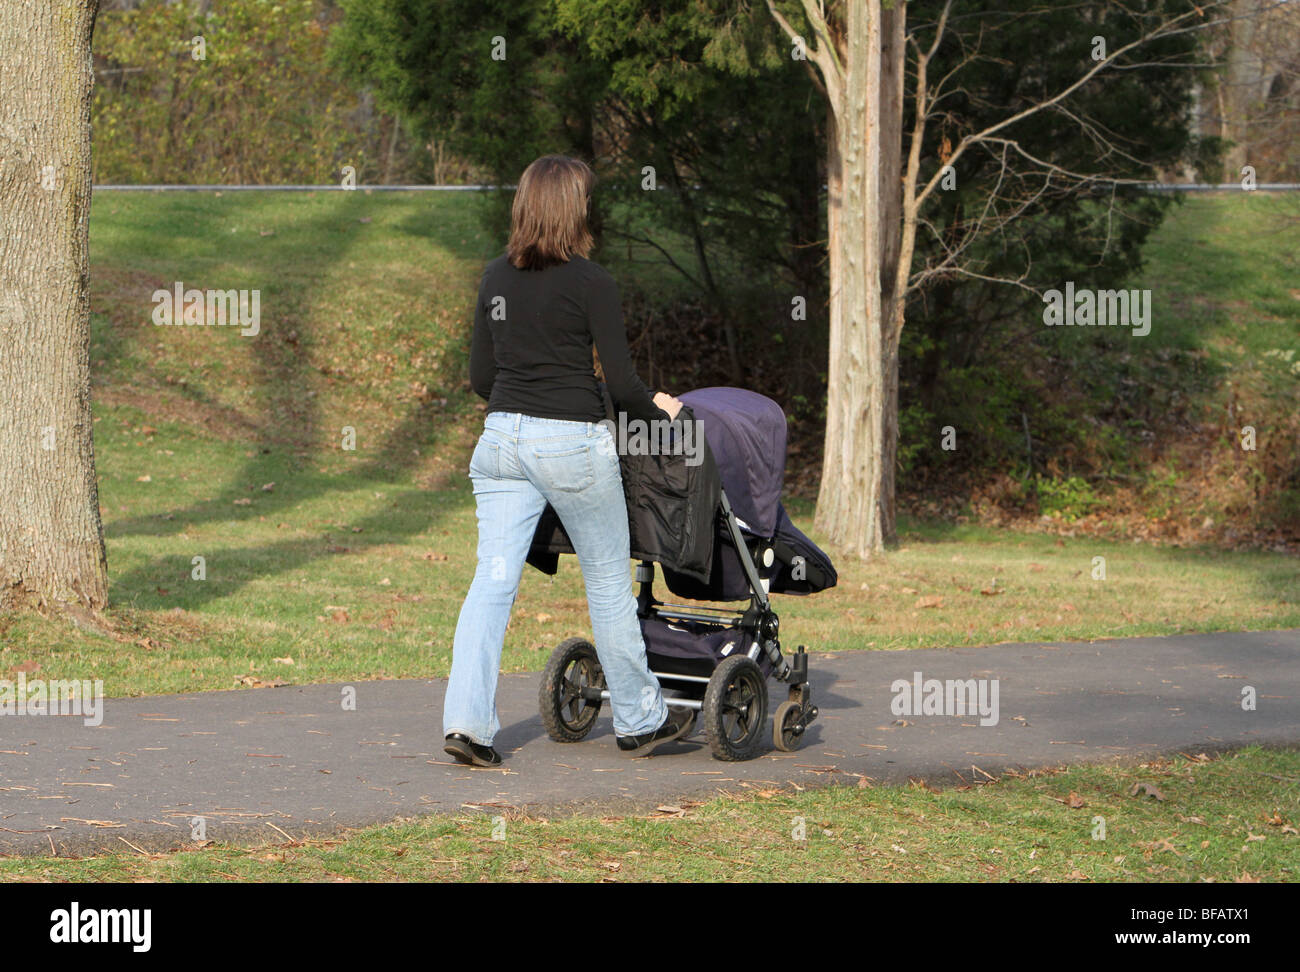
[234,675,288,689]
[1129,782,1166,801]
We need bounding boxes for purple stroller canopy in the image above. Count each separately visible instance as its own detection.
[678,387,786,537]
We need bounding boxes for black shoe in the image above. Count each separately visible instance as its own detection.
[616,706,697,757]
[444,733,502,767]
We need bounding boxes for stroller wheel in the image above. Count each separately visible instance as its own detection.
[702,655,768,761]
[539,638,605,742]
[772,700,804,752]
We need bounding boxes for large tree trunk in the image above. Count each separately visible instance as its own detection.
[818,103,844,533]
[813,0,888,559]
[0,1,109,611]
[812,0,908,558]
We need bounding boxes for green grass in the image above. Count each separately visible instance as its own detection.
[2,747,1294,882]
[1,191,1296,883]
[1138,194,1298,367]
[4,411,1296,695]
[2,191,1296,699]
[1046,192,1300,529]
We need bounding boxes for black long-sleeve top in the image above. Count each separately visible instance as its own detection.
[468,254,669,425]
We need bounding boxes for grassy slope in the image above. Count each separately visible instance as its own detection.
[0,192,1296,697]
[1042,192,1300,532]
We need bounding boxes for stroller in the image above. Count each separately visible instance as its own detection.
[529,387,838,761]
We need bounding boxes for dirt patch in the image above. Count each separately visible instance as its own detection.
[94,385,263,443]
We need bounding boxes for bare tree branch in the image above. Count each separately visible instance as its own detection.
[913,2,1228,212]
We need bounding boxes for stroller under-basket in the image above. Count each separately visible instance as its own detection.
[527,387,838,761]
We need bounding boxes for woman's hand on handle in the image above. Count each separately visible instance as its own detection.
[653,391,683,420]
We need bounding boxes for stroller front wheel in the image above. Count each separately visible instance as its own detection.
[540,638,605,742]
[702,654,769,761]
[772,700,805,752]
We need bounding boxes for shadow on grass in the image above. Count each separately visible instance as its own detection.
[90,192,488,610]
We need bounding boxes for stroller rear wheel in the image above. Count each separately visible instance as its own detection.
[540,638,605,742]
[702,655,768,761]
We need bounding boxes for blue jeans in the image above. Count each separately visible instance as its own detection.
[443,411,669,745]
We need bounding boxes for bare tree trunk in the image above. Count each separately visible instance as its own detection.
[383,116,402,185]
[1224,0,1265,180]
[770,0,898,558]
[877,1,906,546]
[814,0,887,559]
[0,0,109,611]
[819,102,844,524]
[778,0,1222,559]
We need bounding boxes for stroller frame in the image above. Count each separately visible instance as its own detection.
[539,489,820,761]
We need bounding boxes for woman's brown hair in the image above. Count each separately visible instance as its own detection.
[506,155,595,270]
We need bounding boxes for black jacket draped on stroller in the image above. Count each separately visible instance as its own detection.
[529,386,837,760]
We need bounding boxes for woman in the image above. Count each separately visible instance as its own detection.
[442,155,695,766]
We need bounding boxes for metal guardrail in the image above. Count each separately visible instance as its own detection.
[91,184,514,191]
[1138,183,1300,192]
[91,182,1299,192]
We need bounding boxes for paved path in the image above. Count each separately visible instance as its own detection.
[2,630,1297,855]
